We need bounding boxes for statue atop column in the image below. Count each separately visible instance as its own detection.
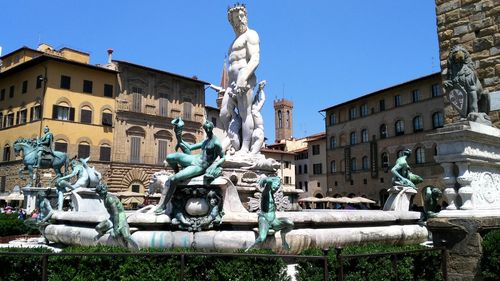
[219,3,260,154]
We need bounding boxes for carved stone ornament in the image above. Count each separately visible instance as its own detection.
[448,85,468,118]
[170,186,224,232]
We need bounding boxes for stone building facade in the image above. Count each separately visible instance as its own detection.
[321,73,445,205]
[107,60,208,193]
[0,44,118,195]
[435,0,500,124]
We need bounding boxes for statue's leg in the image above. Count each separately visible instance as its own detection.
[274,218,294,250]
[237,89,255,153]
[245,215,269,252]
[57,190,64,211]
[166,153,183,172]
[219,92,235,132]
[469,91,478,113]
[34,151,43,168]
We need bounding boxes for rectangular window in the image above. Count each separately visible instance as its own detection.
[54,142,68,153]
[183,98,192,120]
[36,75,43,89]
[83,80,93,93]
[159,97,168,117]
[131,185,140,193]
[313,163,322,175]
[411,89,421,103]
[349,107,357,120]
[360,104,368,117]
[9,85,14,98]
[379,99,385,111]
[102,112,113,126]
[31,105,41,121]
[80,109,92,124]
[5,113,14,127]
[104,84,113,97]
[130,136,141,163]
[0,176,5,193]
[78,144,90,158]
[60,75,71,89]
[0,89,4,101]
[284,176,291,185]
[394,95,401,107]
[22,80,28,94]
[18,109,27,124]
[329,113,336,126]
[158,139,168,164]
[431,84,441,97]
[312,144,320,155]
[99,146,111,162]
[132,87,142,112]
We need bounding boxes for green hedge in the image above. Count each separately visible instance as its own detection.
[0,246,289,281]
[481,229,500,281]
[295,244,443,281]
[0,213,39,236]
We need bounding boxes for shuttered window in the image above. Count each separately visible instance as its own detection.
[80,109,92,124]
[183,98,192,120]
[157,139,168,164]
[78,143,90,158]
[99,146,111,162]
[132,87,142,113]
[54,141,68,153]
[159,97,168,117]
[130,136,141,163]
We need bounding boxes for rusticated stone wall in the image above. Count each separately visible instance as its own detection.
[435,0,500,125]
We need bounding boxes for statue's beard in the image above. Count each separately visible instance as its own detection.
[233,23,247,35]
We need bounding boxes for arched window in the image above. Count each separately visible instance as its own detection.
[54,140,68,153]
[362,156,369,170]
[329,136,336,149]
[127,126,145,163]
[415,147,425,164]
[381,152,389,168]
[330,160,336,173]
[380,124,388,139]
[53,101,74,121]
[351,158,357,171]
[350,132,357,145]
[102,109,113,126]
[78,142,91,158]
[413,116,423,132]
[361,129,368,143]
[155,130,172,164]
[99,144,111,162]
[278,110,283,129]
[3,144,10,161]
[395,120,405,136]
[80,105,93,124]
[286,110,290,128]
[432,112,444,128]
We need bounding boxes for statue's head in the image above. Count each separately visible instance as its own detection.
[70,159,79,167]
[403,148,412,157]
[203,120,214,133]
[431,187,443,199]
[43,126,49,133]
[448,45,474,70]
[95,182,108,197]
[227,3,248,34]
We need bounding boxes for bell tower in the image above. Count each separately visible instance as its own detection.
[274,98,293,142]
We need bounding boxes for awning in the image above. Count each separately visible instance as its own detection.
[5,193,24,201]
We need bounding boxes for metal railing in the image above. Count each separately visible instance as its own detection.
[0,246,447,281]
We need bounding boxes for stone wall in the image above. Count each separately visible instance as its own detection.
[435,0,500,124]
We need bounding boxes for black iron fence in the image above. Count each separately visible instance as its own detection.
[0,247,447,281]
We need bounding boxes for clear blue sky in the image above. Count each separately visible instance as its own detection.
[1,0,440,141]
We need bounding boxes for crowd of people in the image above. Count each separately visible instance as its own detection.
[0,205,40,220]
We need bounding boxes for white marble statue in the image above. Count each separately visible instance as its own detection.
[219,4,260,154]
[250,80,266,154]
